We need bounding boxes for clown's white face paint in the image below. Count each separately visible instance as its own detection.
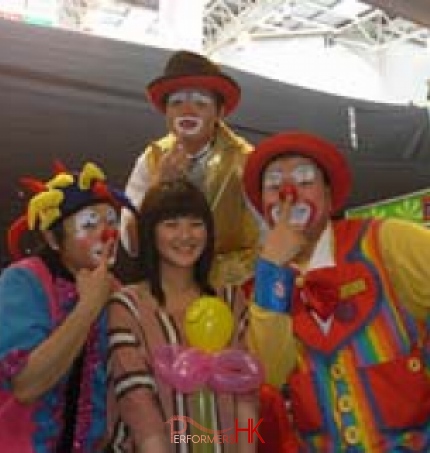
[269,201,315,228]
[263,163,318,192]
[166,90,214,107]
[263,164,318,228]
[165,89,219,148]
[262,158,330,234]
[173,116,204,137]
[73,206,119,267]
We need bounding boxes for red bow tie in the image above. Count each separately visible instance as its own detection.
[294,267,341,320]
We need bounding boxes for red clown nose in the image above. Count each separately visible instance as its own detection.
[279,184,298,203]
[101,228,118,243]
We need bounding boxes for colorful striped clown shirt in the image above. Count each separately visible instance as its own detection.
[249,218,430,452]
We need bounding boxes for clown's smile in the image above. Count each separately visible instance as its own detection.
[174,116,203,136]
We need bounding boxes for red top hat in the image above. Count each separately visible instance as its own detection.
[146,50,240,116]
[243,132,352,216]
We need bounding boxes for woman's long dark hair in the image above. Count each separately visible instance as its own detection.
[137,179,215,305]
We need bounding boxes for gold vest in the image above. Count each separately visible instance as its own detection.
[144,122,260,287]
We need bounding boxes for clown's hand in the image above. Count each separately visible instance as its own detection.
[76,240,115,316]
[157,140,191,183]
[256,199,306,313]
[261,195,307,266]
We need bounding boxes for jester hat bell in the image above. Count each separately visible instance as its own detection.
[146,50,241,116]
[8,161,136,260]
[243,131,352,216]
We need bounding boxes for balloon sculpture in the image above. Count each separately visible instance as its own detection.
[154,296,264,452]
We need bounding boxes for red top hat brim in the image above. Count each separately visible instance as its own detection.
[146,75,240,116]
[243,132,352,216]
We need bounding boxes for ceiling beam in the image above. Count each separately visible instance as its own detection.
[363,0,430,28]
[203,0,286,54]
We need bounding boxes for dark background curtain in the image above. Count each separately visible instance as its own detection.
[1,17,430,270]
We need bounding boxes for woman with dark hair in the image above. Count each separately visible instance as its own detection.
[135,178,216,304]
[107,179,258,453]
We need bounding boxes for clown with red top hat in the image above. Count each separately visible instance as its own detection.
[246,131,430,452]
[146,50,241,116]
[0,161,135,453]
[119,50,260,288]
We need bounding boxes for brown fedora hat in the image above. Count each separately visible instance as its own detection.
[146,50,241,116]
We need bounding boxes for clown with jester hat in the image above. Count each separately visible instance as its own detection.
[0,161,136,453]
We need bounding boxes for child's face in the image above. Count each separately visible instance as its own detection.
[155,215,207,270]
[59,203,120,272]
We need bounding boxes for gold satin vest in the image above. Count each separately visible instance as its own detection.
[144,122,260,287]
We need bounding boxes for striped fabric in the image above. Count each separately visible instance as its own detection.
[107,285,250,453]
[292,219,430,452]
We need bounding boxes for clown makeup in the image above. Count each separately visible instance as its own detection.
[262,168,284,192]
[168,90,215,136]
[270,202,315,228]
[263,163,317,192]
[173,116,204,137]
[166,89,215,108]
[73,205,119,267]
[165,88,220,148]
[263,163,319,228]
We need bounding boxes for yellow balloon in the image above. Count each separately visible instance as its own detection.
[184,296,234,352]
